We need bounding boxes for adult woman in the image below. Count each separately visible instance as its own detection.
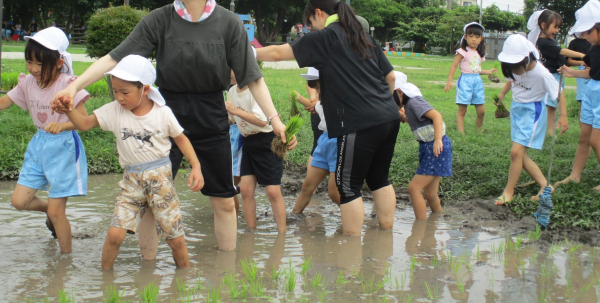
[51,0,291,252]
[257,0,399,235]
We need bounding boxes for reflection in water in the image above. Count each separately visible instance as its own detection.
[0,174,599,302]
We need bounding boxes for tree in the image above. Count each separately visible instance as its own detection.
[352,0,408,42]
[437,6,478,54]
[482,4,523,32]
[529,0,587,43]
[392,6,447,52]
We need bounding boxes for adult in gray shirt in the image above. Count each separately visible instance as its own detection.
[51,0,292,253]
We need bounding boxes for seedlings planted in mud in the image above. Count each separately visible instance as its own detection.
[138,282,159,303]
[301,256,313,274]
[206,284,222,303]
[58,289,75,303]
[528,225,542,243]
[518,260,527,280]
[489,272,494,289]
[476,244,480,261]
[310,272,324,290]
[285,261,297,292]
[549,242,561,257]
[430,255,439,267]
[271,265,284,280]
[565,238,582,255]
[240,258,258,283]
[540,263,555,279]
[248,277,265,298]
[410,256,417,273]
[531,252,538,264]
[336,270,349,285]
[196,274,204,291]
[455,277,465,293]
[103,286,125,303]
[424,282,439,301]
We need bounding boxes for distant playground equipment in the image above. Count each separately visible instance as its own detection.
[237,13,262,48]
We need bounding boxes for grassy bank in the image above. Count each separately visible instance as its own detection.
[1,57,599,229]
[1,41,88,54]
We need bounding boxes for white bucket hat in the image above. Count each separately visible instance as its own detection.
[527,10,547,45]
[105,55,166,106]
[461,22,485,45]
[394,71,422,98]
[498,34,540,64]
[568,0,600,36]
[24,27,73,76]
[301,67,319,81]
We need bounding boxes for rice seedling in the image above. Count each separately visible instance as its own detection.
[455,277,465,293]
[430,255,438,267]
[375,275,389,293]
[518,260,527,280]
[528,225,542,242]
[549,242,561,257]
[489,272,494,289]
[138,282,159,303]
[335,270,349,285]
[271,265,284,280]
[410,255,417,273]
[248,277,265,298]
[103,286,125,303]
[58,289,75,303]
[476,244,480,261]
[285,264,297,292]
[310,272,324,290]
[424,282,439,301]
[453,260,462,275]
[539,288,550,302]
[300,256,313,274]
[591,247,597,260]
[404,294,414,303]
[531,252,538,264]
[289,90,303,118]
[361,274,376,294]
[206,284,222,303]
[492,94,510,118]
[223,271,245,300]
[540,263,555,279]
[566,241,582,255]
[176,278,192,297]
[240,258,258,283]
[271,115,305,158]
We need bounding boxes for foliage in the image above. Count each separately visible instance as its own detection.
[533,0,587,43]
[437,7,478,54]
[483,4,525,32]
[85,5,149,59]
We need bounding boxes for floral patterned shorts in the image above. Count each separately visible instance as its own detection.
[111,163,184,239]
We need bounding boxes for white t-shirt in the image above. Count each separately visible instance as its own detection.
[227,85,273,137]
[94,101,184,167]
[314,101,328,133]
[509,62,559,104]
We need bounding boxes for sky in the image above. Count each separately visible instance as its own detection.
[479,0,525,13]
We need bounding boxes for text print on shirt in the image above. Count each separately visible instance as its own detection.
[512,80,532,91]
[166,40,225,70]
[121,128,163,152]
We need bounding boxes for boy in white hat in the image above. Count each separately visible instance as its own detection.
[494,34,567,205]
[556,0,600,191]
[53,54,203,269]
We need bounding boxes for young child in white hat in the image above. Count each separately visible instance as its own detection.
[494,34,567,205]
[0,26,89,253]
[54,54,204,269]
[556,0,600,191]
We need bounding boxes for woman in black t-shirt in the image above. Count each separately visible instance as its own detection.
[257,0,399,236]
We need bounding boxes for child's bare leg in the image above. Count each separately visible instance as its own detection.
[589,128,600,191]
[475,104,485,132]
[233,176,241,215]
[327,172,341,206]
[265,185,286,233]
[408,175,437,220]
[102,227,127,270]
[522,153,549,200]
[556,122,592,186]
[47,197,71,253]
[293,165,329,214]
[138,209,158,260]
[496,142,526,205]
[372,185,396,229]
[340,198,365,236]
[423,176,443,213]
[209,197,237,251]
[547,106,557,137]
[166,235,190,268]
[306,155,317,194]
[240,175,258,229]
[11,185,46,212]
[456,105,468,134]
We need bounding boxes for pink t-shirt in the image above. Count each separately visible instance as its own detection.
[7,73,90,130]
[456,47,485,74]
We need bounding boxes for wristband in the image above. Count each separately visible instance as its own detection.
[267,113,280,125]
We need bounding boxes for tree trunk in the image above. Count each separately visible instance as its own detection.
[266,7,284,42]
[383,28,389,44]
[254,1,266,44]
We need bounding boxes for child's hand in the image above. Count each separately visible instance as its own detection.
[287,135,298,150]
[225,101,239,116]
[433,138,443,157]
[490,68,498,74]
[304,105,316,114]
[496,93,505,106]
[188,166,204,192]
[399,108,407,123]
[444,81,453,93]
[559,66,574,78]
[51,87,76,114]
[557,115,569,135]
[51,95,69,114]
[45,122,64,134]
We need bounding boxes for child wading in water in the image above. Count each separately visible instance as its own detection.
[0,27,89,253]
[54,55,203,269]
[556,0,600,191]
[445,22,496,134]
[395,72,452,220]
[528,9,586,136]
[292,68,341,214]
[494,34,568,205]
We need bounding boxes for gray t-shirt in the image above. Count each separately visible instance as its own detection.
[404,96,445,142]
[109,5,262,93]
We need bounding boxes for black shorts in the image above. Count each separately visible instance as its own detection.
[336,119,400,204]
[161,88,237,198]
[311,113,323,156]
[240,132,283,186]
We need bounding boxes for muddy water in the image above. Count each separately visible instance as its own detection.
[1,173,599,302]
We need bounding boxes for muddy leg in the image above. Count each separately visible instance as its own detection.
[408,175,437,220]
[209,196,237,251]
[372,185,396,229]
[496,142,527,205]
[166,235,190,268]
[138,208,159,260]
[240,175,258,229]
[522,153,549,200]
[423,176,443,213]
[265,185,286,234]
[340,198,365,236]
[327,172,341,206]
[11,184,46,212]
[102,227,127,270]
[47,197,71,253]
[293,165,329,214]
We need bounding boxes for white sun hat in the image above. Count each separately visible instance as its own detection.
[463,21,484,32]
[498,34,540,64]
[301,67,319,81]
[24,27,73,76]
[527,10,547,45]
[394,71,422,98]
[105,55,166,106]
[568,0,600,36]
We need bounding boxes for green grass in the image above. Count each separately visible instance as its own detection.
[2,41,89,54]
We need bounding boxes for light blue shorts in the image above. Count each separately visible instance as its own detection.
[456,74,485,105]
[18,130,87,198]
[580,79,600,129]
[576,65,590,101]
[545,73,565,108]
[230,124,243,177]
[311,132,337,172]
[510,101,547,150]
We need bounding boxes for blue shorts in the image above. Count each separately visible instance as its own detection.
[510,101,547,150]
[311,132,337,172]
[580,79,600,129]
[576,65,590,101]
[545,73,565,108]
[18,130,87,198]
[416,135,452,177]
[456,74,485,105]
[229,124,243,177]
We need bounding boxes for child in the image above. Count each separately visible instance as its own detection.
[225,68,289,234]
[567,36,592,111]
[0,27,88,253]
[528,10,586,135]
[555,0,600,191]
[396,71,452,220]
[291,68,341,214]
[54,55,203,269]
[227,74,244,216]
[444,22,496,134]
[494,34,568,205]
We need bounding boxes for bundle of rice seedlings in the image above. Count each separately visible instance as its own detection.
[290,91,302,118]
[488,62,501,83]
[272,115,305,158]
[493,94,510,118]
